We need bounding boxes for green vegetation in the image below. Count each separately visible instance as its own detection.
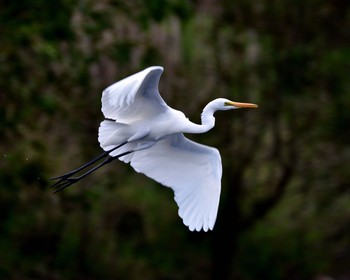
[1,1,350,279]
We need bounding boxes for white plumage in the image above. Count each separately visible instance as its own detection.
[99,67,222,231]
[52,66,258,231]
[98,66,257,231]
[101,66,167,123]
[129,134,222,231]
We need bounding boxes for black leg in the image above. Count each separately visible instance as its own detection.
[50,151,109,181]
[51,156,114,193]
[50,144,131,193]
[50,142,127,181]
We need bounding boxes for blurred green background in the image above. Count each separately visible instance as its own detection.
[1,0,350,279]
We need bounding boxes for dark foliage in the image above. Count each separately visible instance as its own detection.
[1,1,350,279]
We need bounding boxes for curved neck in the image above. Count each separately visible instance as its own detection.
[200,104,216,131]
[183,103,216,134]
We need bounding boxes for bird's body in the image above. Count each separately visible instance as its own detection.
[51,66,258,232]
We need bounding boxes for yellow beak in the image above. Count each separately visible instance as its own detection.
[226,101,258,108]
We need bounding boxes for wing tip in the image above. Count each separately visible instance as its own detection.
[182,215,215,232]
[187,224,213,232]
[146,65,164,72]
[102,65,163,91]
[143,66,164,78]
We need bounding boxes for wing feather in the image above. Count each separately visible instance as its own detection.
[129,133,222,231]
[101,66,168,123]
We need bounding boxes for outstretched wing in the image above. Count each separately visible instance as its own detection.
[101,66,169,123]
[129,133,222,232]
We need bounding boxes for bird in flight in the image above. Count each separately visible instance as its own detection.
[51,66,258,231]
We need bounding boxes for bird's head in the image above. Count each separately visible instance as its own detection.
[201,98,258,129]
[212,98,258,111]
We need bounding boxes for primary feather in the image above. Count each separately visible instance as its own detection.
[101,66,167,123]
[129,134,222,231]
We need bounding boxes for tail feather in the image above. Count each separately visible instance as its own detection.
[98,120,152,163]
[98,120,128,151]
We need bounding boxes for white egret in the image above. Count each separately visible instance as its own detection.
[51,66,258,231]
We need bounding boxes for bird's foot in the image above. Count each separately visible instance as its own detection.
[50,177,79,193]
